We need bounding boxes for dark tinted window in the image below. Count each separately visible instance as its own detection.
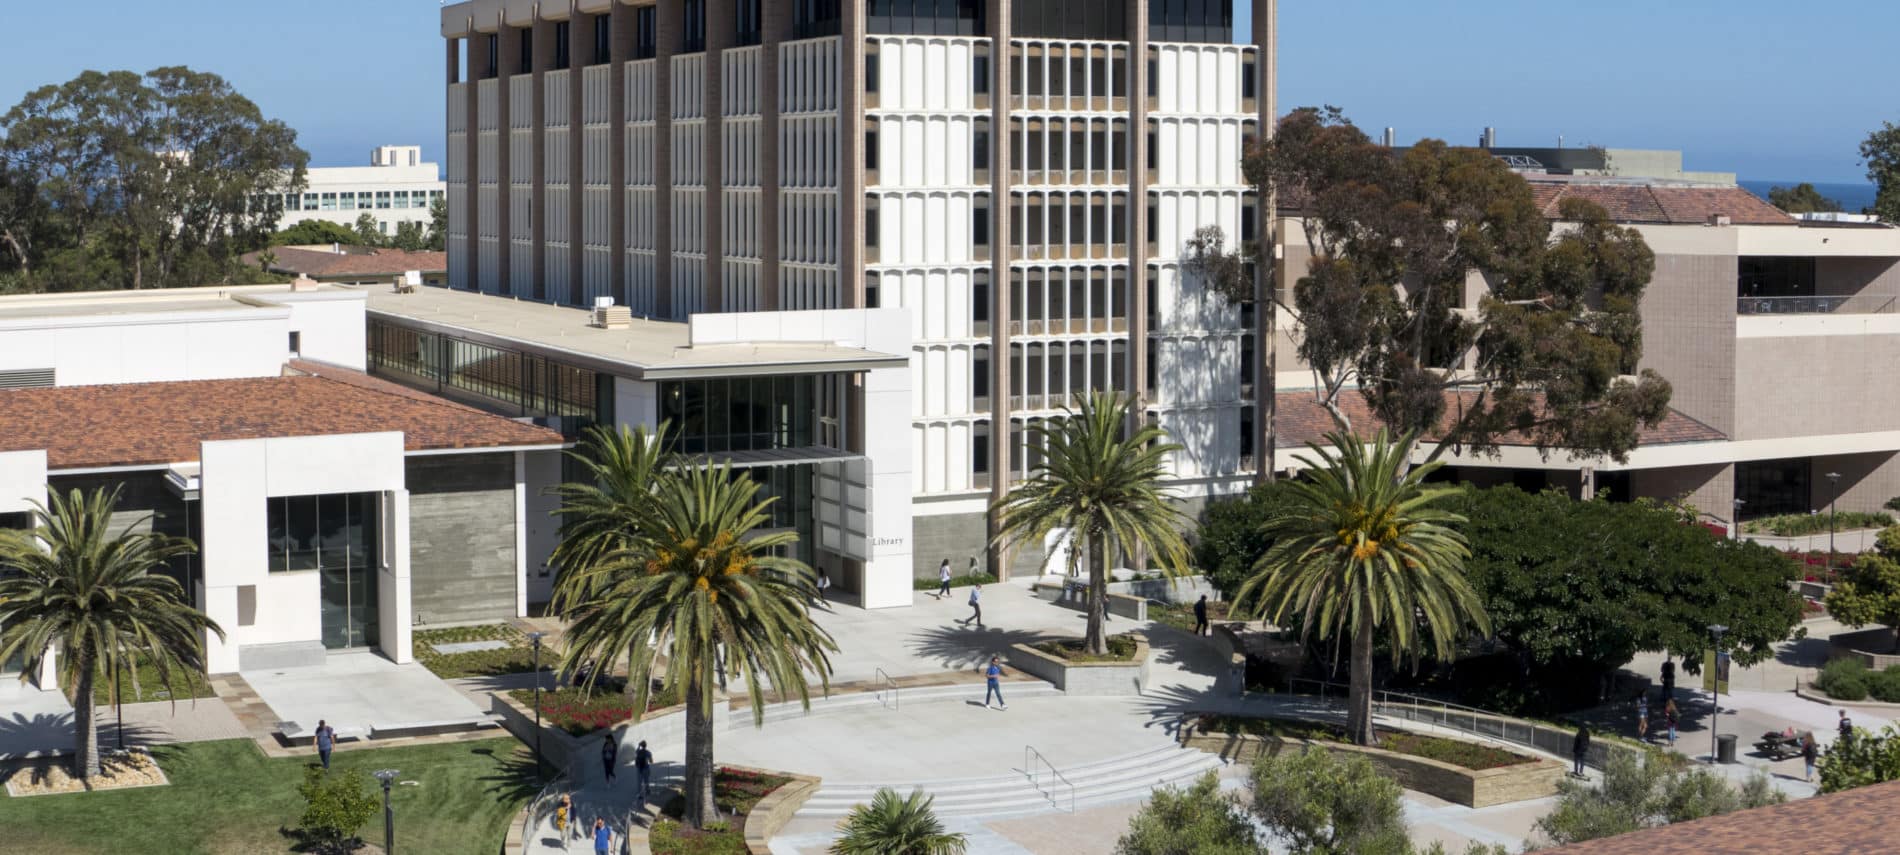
[634,6,656,59]
[1148,0,1234,43]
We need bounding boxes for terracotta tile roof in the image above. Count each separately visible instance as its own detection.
[244,247,448,278]
[1544,779,1900,854]
[1274,389,1725,449]
[0,371,563,470]
[1530,181,1796,226]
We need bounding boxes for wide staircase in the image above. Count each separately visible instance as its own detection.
[796,742,1224,820]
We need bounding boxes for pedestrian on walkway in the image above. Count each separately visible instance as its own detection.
[1571,724,1590,778]
[555,793,571,835]
[937,559,953,600]
[314,720,336,771]
[592,818,613,855]
[961,583,983,628]
[1802,733,1819,782]
[634,740,654,799]
[984,655,1007,710]
[601,734,618,783]
[1193,595,1210,636]
[1839,709,1854,743]
[817,571,831,605]
[1636,693,1649,741]
[1660,658,1676,700]
[1664,698,1679,745]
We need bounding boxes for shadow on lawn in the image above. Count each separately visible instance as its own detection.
[474,744,544,805]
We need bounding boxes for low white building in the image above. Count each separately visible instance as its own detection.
[277,145,447,237]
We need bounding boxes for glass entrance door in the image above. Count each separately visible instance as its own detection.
[271,493,381,650]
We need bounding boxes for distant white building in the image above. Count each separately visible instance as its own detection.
[277,145,447,237]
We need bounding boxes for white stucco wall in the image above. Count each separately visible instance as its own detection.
[274,291,371,370]
[0,450,47,513]
[0,312,291,386]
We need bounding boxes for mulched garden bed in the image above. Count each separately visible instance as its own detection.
[1192,714,1534,771]
[648,766,793,855]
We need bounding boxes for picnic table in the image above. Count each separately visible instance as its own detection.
[1753,730,1811,760]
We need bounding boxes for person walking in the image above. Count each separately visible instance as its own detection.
[983,655,1007,711]
[634,740,654,800]
[601,734,618,784]
[1664,698,1679,745]
[314,719,336,771]
[816,572,831,605]
[1839,709,1854,743]
[1193,595,1210,637]
[1635,693,1649,742]
[1571,724,1591,778]
[961,583,983,628]
[592,817,613,855]
[937,559,953,600]
[1802,733,1819,782]
[1660,657,1676,700]
[555,793,571,836]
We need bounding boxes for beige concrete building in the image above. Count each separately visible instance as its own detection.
[1275,178,1900,528]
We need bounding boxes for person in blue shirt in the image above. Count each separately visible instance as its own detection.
[314,720,336,770]
[984,655,1007,711]
[592,817,612,854]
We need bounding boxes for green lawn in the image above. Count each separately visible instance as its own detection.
[89,656,218,705]
[0,737,538,855]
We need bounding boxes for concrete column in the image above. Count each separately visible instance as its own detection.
[532,16,555,301]
[379,489,414,665]
[839,0,867,308]
[654,0,679,318]
[495,18,517,297]
[986,0,1015,579]
[757,0,789,311]
[609,5,637,307]
[1127,0,1149,415]
[513,451,530,617]
[1251,0,1278,485]
[704,0,732,312]
[462,38,482,291]
[567,4,588,306]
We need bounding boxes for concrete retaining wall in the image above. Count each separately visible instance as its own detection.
[488,688,732,774]
[1007,634,1150,696]
[1108,574,1220,604]
[1181,726,1563,808]
[1829,626,1900,669]
[1031,581,1148,621]
[407,454,517,626]
[734,766,822,855]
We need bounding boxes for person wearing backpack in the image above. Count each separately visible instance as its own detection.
[959,583,983,628]
[634,740,654,799]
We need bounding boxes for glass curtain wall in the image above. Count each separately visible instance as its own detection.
[367,320,613,434]
[265,493,381,649]
[658,376,821,454]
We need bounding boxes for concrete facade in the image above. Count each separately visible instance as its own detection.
[406,453,520,627]
[276,145,445,237]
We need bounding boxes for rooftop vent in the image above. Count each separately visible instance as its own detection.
[290,274,321,292]
[591,296,631,329]
[1708,214,1732,227]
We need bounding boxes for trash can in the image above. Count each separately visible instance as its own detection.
[1716,734,1738,764]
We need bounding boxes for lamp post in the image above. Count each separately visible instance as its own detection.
[1708,624,1728,764]
[1729,498,1745,539]
[372,768,399,855]
[114,657,124,751]
[527,631,548,780]
[1825,471,1842,578]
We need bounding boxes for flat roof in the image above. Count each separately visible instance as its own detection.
[0,282,361,328]
[357,284,909,380]
[0,365,562,470]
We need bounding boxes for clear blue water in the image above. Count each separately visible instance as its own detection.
[1740,180,1878,214]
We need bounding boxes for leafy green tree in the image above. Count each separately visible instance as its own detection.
[1250,746,1410,855]
[1535,751,1783,846]
[0,67,307,292]
[1766,182,1843,214]
[1862,120,1900,223]
[1116,771,1258,855]
[1245,107,1668,465]
[830,788,968,855]
[1825,526,1900,648]
[551,462,837,830]
[1193,482,1304,598]
[1235,431,1490,745]
[352,212,384,248]
[0,486,222,779]
[427,196,449,251]
[272,219,360,247]
[990,392,1193,656]
[293,766,379,855]
[390,220,428,252]
[1819,722,1900,793]
[1456,487,1802,712]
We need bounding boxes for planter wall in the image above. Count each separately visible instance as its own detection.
[1007,634,1150,695]
[1211,624,1247,697]
[488,690,732,777]
[1032,581,1148,621]
[1180,726,1563,808]
[1829,627,1900,670]
[1107,574,1220,604]
[732,765,823,855]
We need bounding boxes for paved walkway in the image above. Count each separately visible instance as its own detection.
[0,681,73,760]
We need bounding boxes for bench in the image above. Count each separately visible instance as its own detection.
[368,717,499,740]
[278,722,368,745]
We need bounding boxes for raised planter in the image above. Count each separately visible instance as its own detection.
[1829,627,1900,670]
[1107,574,1220,604]
[1178,721,1563,808]
[488,688,727,774]
[1031,580,1148,621]
[1007,633,1150,696]
[1795,679,1900,709]
[734,765,822,855]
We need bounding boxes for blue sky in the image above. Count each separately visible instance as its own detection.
[0,0,1888,184]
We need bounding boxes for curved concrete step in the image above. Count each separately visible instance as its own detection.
[795,743,1223,819]
[748,682,1063,726]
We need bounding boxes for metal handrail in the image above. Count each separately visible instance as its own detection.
[874,667,900,710]
[522,756,577,848]
[1283,678,1614,770]
[1024,745,1076,813]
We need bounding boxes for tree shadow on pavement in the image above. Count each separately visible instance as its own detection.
[1139,624,1225,678]
[906,625,1061,673]
[1775,633,1833,669]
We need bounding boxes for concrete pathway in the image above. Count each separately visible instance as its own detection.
[0,680,73,760]
[241,649,490,739]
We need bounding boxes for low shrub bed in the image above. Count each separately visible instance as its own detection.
[1743,511,1894,537]
[1033,634,1140,663]
[1191,714,1534,771]
[89,656,217,705]
[1150,599,1232,634]
[911,572,996,590]
[649,767,793,855]
[507,679,681,737]
[1815,659,1900,703]
[414,624,547,679]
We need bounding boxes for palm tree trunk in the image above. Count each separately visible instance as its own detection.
[682,673,719,829]
[1347,616,1376,746]
[1085,532,1107,656]
[73,654,102,779]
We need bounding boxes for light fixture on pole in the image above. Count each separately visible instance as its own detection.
[114,657,124,750]
[527,631,548,780]
[1708,624,1728,764]
[1825,471,1842,577]
[1729,498,1744,539]
[372,768,399,855]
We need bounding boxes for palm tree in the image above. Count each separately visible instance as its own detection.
[830,788,967,855]
[990,391,1193,656]
[551,462,837,829]
[547,422,675,601]
[1234,430,1489,746]
[0,486,222,779]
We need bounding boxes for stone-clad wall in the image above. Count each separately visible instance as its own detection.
[407,454,516,627]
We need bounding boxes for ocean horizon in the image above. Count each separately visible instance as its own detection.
[1740,179,1877,214]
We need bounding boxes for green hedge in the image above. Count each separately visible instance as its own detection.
[1191,715,1533,770]
[1033,634,1141,663]
[1742,511,1895,537]
[911,572,996,591]
[1817,659,1870,701]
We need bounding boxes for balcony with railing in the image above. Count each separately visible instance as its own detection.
[1736,295,1897,315]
